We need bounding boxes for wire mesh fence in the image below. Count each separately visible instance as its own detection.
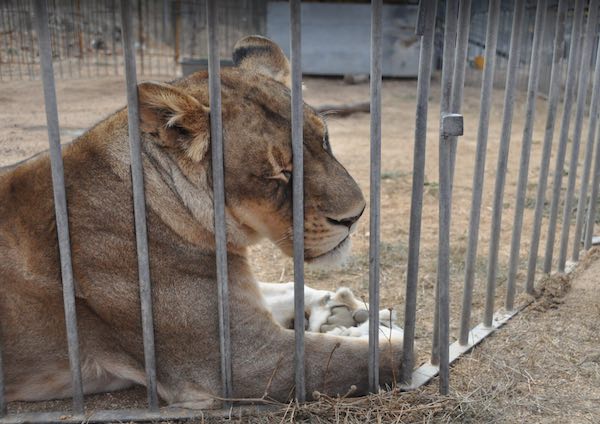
[1,0,600,422]
[0,0,266,80]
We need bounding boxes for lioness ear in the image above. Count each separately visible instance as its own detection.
[137,81,210,161]
[232,35,291,88]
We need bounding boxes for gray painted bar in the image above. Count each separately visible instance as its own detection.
[206,0,233,402]
[289,0,306,403]
[401,0,437,385]
[33,0,84,414]
[368,0,382,393]
[459,0,501,344]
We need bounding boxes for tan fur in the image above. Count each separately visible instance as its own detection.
[0,36,402,408]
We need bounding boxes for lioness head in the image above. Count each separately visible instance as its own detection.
[136,35,365,266]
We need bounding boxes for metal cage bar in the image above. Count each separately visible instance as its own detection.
[525,0,568,293]
[206,0,233,403]
[448,0,471,186]
[289,0,305,403]
[505,0,547,312]
[559,0,599,269]
[459,0,501,344]
[576,3,600,255]
[120,0,159,410]
[431,0,458,370]
[0,337,4,416]
[584,65,600,249]
[543,0,585,273]
[401,0,437,385]
[33,0,85,414]
[368,0,382,393]
[483,0,526,328]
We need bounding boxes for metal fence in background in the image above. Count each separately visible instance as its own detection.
[0,0,266,80]
[1,0,600,422]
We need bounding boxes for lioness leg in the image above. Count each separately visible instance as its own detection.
[230,318,402,401]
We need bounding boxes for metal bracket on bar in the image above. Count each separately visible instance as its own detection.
[441,113,464,137]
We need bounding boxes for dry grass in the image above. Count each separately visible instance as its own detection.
[2,76,600,422]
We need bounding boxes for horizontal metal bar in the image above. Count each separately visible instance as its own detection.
[33,0,84,414]
[120,0,159,410]
[0,405,279,424]
[402,305,527,391]
[206,0,233,402]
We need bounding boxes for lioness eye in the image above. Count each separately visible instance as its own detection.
[282,170,292,181]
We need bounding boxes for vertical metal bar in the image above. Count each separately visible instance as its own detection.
[525,0,568,293]
[431,0,458,365]
[425,1,461,396]
[585,95,600,249]
[458,0,501,344]
[174,0,180,67]
[368,0,382,394]
[51,0,63,79]
[483,0,526,327]
[289,0,305,403]
[120,0,159,411]
[61,0,73,79]
[111,0,118,76]
[33,0,84,414]
[8,0,23,80]
[1,4,11,80]
[137,0,144,75]
[0,336,4,417]
[560,0,598,267]
[206,0,233,403]
[543,0,585,273]
[401,0,437,385]
[577,10,600,254]
[448,0,471,185]
[505,0,548,312]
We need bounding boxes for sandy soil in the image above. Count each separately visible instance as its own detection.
[0,74,598,422]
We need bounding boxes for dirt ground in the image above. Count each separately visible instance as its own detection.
[1,74,599,423]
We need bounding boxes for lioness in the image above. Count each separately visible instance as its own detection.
[0,35,402,408]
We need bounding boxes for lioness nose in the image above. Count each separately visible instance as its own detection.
[327,206,365,229]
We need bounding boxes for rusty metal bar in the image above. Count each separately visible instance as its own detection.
[33,0,84,413]
[401,0,437,385]
[120,0,159,411]
[206,0,233,403]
